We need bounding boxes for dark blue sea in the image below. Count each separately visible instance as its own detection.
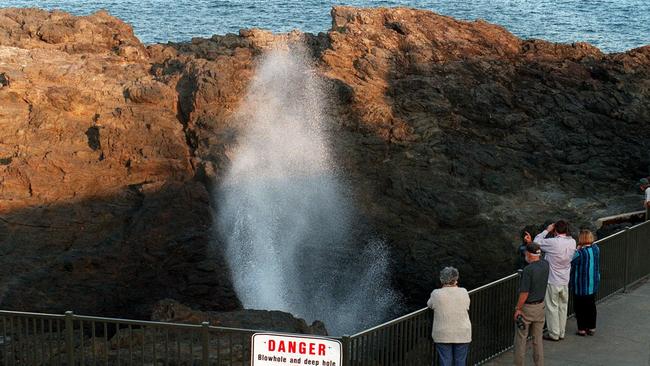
[2,0,648,52]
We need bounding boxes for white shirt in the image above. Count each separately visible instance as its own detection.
[645,187,650,203]
[427,287,472,343]
[534,230,576,286]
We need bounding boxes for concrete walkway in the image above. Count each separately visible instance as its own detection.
[484,278,650,366]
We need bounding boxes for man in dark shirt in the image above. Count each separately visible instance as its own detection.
[513,241,550,366]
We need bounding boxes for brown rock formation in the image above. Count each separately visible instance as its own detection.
[0,8,239,318]
[1,6,649,322]
[318,7,650,306]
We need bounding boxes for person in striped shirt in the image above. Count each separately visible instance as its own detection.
[570,229,600,336]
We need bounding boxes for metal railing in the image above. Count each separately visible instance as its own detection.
[1,221,648,365]
[345,220,650,366]
[0,310,257,365]
[344,273,520,366]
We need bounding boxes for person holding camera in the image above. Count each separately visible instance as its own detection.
[514,241,549,366]
[427,266,471,366]
[534,220,576,341]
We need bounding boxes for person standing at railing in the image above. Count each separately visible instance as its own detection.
[427,266,471,366]
[513,242,549,366]
[640,178,650,221]
[533,220,576,342]
[570,229,600,336]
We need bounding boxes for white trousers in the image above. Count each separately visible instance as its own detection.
[544,284,569,339]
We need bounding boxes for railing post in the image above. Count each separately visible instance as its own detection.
[341,335,350,366]
[65,311,75,366]
[201,321,209,366]
[623,228,631,293]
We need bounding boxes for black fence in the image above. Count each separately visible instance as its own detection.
[345,220,650,365]
[1,221,649,365]
[0,311,256,365]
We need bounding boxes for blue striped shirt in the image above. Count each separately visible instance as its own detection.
[570,244,600,296]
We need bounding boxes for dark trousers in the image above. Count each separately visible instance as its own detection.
[574,294,597,330]
[435,343,470,366]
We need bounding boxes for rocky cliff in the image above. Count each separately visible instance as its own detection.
[0,6,649,322]
[0,8,239,318]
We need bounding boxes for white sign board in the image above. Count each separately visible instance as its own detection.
[251,333,342,366]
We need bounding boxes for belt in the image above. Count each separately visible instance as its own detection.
[525,300,543,304]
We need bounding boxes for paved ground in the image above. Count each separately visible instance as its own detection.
[484,278,650,366]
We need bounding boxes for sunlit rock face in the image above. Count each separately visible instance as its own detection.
[1,6,649,331]
[0,8,240,318]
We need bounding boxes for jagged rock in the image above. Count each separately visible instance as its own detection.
[315,6,650,308]
[1,6,649,321]
[124,80,176,106]
[152,299,328,335]
[0,8,146,57]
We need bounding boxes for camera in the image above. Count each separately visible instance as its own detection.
[516,314,526,330]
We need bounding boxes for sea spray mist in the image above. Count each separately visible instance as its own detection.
[216,44,402,334]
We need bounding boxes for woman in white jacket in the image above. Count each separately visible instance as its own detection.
[427,266,472,366]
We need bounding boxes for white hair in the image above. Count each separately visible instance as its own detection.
[440,266,459,285]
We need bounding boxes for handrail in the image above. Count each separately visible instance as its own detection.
[592,225,630,242]
[467,272,520,295]
[350,307,429,337]
[0,309,65,319]
[625,219,649,231]
[73,314,205,329]
[0,309,337,339]
[351,271,521,338]
[208,324,340,339]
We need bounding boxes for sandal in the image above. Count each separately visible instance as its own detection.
[575,330,587,336]
[586,329,595,336]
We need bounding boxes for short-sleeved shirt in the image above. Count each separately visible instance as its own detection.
[519,259,550,303]
[645,187,650,203]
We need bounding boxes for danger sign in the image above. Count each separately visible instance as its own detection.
[251,333,342,366]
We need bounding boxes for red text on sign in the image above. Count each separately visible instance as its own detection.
[268,340,327,356]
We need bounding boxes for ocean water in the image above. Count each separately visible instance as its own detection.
[2,0,649,52]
